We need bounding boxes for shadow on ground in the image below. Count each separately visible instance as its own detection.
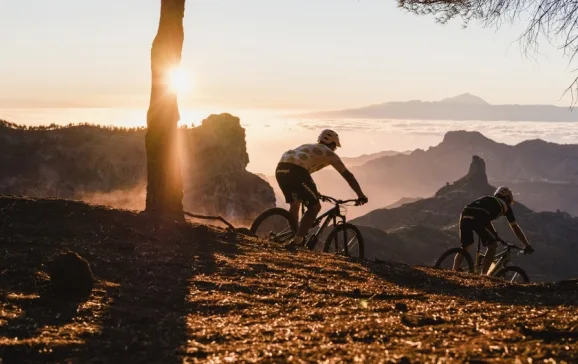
[0,196,243,364]
[365,259,578,307]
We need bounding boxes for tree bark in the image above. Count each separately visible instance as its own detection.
[145,0,185,218]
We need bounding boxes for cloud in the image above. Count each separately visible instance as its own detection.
[293,118,578,146]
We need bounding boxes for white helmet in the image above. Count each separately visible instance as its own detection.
[494,186,514,205]
[318,129,341,148]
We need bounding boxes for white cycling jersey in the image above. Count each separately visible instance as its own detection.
[278,143,347,174]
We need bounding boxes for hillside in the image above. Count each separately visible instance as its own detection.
[352,156,578,282]
[303,93,578,121]
[341,150,409,168]
[383,197,424,209]
[0,114,275,225]
[1,196,578,363]
[311,130,578,218]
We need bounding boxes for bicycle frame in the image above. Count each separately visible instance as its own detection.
[263,196,355,245]
[473,237,523,275]
[301,200,347,247]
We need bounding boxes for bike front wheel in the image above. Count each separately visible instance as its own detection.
[434,247,474,273]
[249,208,298,244]
[494,266,530,284]
[323,223,365,260]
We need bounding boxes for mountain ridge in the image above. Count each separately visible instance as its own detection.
[309,130,578,218]
[301,94,578,121]
[0,114,275,225]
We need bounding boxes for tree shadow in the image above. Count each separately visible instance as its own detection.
[0,204,245,364]
[71,222,243,364]
[364,259,578,307]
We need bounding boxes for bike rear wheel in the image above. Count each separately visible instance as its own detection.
[434,247,474,273]
[323,223,365,260]
[249,208,298,244]
[494,266,530,283]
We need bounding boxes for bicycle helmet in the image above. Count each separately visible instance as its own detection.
[318,129,341,148]
[494,186,514,205]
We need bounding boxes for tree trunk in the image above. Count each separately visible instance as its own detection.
[145,0,185,218]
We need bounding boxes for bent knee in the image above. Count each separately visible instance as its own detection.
[308,202,321,213]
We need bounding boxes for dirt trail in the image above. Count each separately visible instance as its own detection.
[1,196,577,363]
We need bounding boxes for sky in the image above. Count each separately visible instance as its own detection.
[0,0,577,110]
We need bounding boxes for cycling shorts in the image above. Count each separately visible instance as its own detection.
[459,208,499,248]
[275,162,320,207]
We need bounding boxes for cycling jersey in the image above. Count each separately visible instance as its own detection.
[278,143,347,174]
[463,195,516,225]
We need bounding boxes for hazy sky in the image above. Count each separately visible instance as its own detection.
[1,0,576,110]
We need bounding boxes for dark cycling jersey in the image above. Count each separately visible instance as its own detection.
[463,195,516,225]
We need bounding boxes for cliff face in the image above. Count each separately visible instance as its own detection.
[0,114,275,224]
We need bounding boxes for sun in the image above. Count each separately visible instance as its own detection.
[166,66,192,96]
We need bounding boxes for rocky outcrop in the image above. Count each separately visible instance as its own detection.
[181,114,275,225]
[435,155,492,196]
[0,115,275,224]
[352,155,578,282]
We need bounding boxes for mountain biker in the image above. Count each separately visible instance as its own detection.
[275,129,368,249]
[453,186,534,273]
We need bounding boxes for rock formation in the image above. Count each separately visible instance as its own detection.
[0,115,275,225]
[181,114,275,225]
[435,155,492,196]
[47,251,94,297]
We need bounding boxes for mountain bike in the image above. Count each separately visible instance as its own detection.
[249,195,365,259]
[434,236,531,283]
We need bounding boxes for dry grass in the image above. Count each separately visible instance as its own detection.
[1,196,577,363]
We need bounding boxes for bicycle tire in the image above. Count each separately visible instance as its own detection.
[249,208,298,243]
[323,223,365,260]
[433,247,474,273]
[494,266,530,283]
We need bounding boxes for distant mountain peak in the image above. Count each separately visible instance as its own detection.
[441,130,493,146]
[439,93,490,105]
[435,155,493,196]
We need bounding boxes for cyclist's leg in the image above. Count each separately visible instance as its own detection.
[293,174,321,244]
[288,199,300,225]
[477,222,498,274]
[276,164,301,224]
[454,212,475,270]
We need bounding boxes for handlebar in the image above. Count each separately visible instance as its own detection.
[319,195,363,206]
[497,238,532,254]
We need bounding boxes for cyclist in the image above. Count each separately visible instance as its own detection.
[275,129,368,249]
[454,186,534,273]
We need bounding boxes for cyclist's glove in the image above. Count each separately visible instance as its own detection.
[356,195,368,205]
[524,245,535,254]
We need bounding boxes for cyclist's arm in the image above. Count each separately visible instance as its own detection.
[325,150,366,199]
[506,208,530,247]
[510,224,529,247]
[340,169,365,198]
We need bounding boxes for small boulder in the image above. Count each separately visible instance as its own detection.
[46,251,94,298]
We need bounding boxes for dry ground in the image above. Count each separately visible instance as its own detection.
[1,196,577,363]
